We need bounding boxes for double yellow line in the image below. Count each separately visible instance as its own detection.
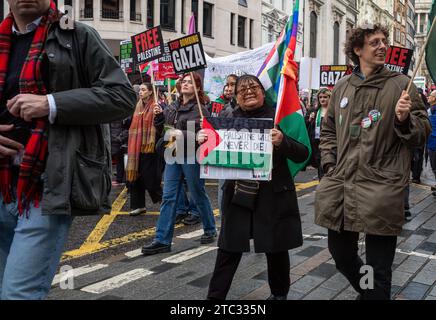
[61,180,319,262]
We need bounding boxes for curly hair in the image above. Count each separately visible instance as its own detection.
[344,24,390,66]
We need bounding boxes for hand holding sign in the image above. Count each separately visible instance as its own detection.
[395,90,412,123]
[197,129,208,145]
[153,103,162,115]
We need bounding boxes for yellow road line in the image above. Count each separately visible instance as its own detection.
[62,179,318,261]
[295,180,319,191]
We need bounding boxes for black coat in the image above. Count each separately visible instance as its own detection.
[218,105,309,253]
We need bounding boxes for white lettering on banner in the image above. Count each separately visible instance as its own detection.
[321,71,346,86]
[172,44,206,72]
[137,47,162,62]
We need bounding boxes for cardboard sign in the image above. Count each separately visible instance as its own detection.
[157,44,178,79]
[299,57,320,90]
[120,40,133,74]
[168,33,207,74]
[131,26,165,65]
[384,46,413,75]
[319,65,353,87]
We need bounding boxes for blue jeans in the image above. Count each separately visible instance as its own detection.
[176,180,199,217]
[156,163,216,245]
[0,195,73,300]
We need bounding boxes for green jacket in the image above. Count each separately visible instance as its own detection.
[314,67,431,235]
[41,21,136,216]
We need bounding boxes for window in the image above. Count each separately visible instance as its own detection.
[282,0,286,11]
[249,19,254,49]
[333,22,340,64]
[230,13,235,45]
[147,0,154,28]
[203,2,213,37]
[64,0,72,5]
[0,2,4,23]
[310,11,317,58]
[81,0,93,19]
[192,0,199,31]
[181,0,185,33]
[268,24,274,42]
[161,0,176,30]
[238,0,248,7]
[102,0,121,20]
[130,0,141,21]
[238,16,246,47]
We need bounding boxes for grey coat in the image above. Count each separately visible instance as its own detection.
[42,21,136,216]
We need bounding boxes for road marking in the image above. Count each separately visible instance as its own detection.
[52,264,108,286]
[303,234,327,240]
[176,229,204,239]
[396,248,436,260]
[295,180,319,191]
[162,246,218,264]
[80,268,154,294]
[124,249,143,259]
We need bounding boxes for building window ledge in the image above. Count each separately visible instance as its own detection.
[161,27,177,33]
[100,18,124,22]
[203,35,214,39]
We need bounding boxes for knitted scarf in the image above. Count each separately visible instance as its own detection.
[126,98,156,182]
[0,1,61,215]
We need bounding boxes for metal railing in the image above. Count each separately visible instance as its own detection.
[80,8,93,19]
[101,9,123,20]
[130,12,142,22]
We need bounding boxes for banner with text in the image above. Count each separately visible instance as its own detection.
[131,26,165,65]
[384,46,413,75]
[199,117,273,180]
[168,33,207,74]
[120,40,134,74]
[319,65,353,87]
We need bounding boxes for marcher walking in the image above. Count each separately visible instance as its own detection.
[127,83,163,216]
[314,24,430,300]
[206,75,309,300]
[0,0,135,299]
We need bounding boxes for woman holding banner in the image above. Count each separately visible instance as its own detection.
[126,83,163,216]
[204,75,309,300]
[141,72,217,255]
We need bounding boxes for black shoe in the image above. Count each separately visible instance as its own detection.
[183,214,201,225]
[266,294,287,300]
[412,179,421,184]
[141,241,171,255]
[200,232,217,244]
[175,213,188,224]
[405,210,412,221]
[129,207,147,216]
[433,191,436,197]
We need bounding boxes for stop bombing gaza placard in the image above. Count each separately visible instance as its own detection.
[167,33,207,74]
[131,26,165,65]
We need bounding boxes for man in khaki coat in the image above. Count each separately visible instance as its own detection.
[314,24,431,300]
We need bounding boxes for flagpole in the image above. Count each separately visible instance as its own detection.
[190,72,204,121]
[150,62,158,104]
[167,79,173,104]
[139,65,144,83]
[406,16,436,94]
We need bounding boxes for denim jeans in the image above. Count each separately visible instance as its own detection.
[155,163,216,245]
[176,180,199,217]
[0,194,73,300]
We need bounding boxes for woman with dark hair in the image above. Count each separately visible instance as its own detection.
[203,74,309,300]
[142,72,217,255]
[126,83,163,216]
[306,88,331,179]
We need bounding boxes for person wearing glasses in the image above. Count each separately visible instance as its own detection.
[314,24,430,300]
[141,72,217,255]
[204,75,309,300]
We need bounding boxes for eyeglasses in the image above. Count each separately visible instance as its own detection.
[237,85,262,96]
[366,38,389,49]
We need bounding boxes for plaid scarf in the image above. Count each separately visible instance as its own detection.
[0,1,61,215]
[126,98,156,182]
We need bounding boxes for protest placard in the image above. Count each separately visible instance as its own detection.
[199,117,273,180]
[319,65,353,87]
[384,46,413,75]
[131,26,165,65]
[120,40,133,74]
[168,33,207,74]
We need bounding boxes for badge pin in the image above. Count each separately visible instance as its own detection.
[368,110,381,123]
[361,117,372,129]
[340,97,349,109]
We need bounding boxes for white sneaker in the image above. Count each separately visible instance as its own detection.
[129,208,147,216]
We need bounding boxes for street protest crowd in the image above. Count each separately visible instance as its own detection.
[0,0,436,301]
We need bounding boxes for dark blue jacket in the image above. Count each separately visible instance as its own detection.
[428,105,436,151]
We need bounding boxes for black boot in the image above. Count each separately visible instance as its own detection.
[142,241,171,255]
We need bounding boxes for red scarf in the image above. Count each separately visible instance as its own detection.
[0,1,61,215]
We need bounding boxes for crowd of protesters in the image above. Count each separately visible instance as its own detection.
[1,0,436,301]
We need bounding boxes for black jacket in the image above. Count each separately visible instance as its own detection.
[219,105,309,253]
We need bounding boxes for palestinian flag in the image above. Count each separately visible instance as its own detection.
[139,62,150,74]
[199,117,274,171]
[257,0,311,177]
